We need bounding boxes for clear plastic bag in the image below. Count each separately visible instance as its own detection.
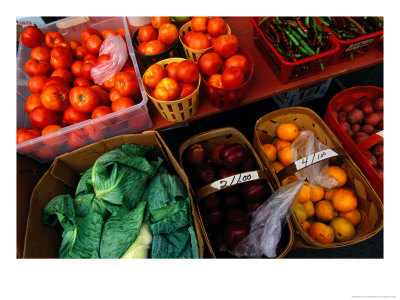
[231,181,304,258]
[291,130,340,189]
[90,34,129,85]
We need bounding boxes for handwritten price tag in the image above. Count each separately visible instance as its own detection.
[294,149,338,171]
[210,171,260,190]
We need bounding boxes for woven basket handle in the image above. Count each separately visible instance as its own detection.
[276,147,347,183]
[195,169,269,201]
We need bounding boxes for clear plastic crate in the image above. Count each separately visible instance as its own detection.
[17,17,152,163]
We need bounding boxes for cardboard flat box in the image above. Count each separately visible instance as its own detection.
[23,131,204,258]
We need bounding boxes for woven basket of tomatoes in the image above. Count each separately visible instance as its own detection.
[199,47,254,109]
[178,127,294,258]
[132,17,181,69]
[253,107,383,249]
[142,58,201,123]
[178,17,232,62]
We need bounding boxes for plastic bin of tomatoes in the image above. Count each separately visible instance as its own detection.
[16,17,152,163]
[142,58,201,123]
[324,86,383,202]
[178,17,232,62]
[251,17,340,84]
[178,127,294,258]
[131,17,181,69]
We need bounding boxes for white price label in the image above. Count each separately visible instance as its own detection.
[210,171,260,190]
[345,38,375,53]
[377,130,384,138]
[294,149,338,171]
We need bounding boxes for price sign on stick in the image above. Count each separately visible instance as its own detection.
[294,149,339,171]
[211,171,260,190]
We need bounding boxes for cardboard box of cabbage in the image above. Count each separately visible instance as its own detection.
[23,131,204,258]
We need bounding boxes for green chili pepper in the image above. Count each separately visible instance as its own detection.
[320,61,325,71]
[305,17,310,27]
[318,17,330,27]
[283,28,300,47]
[296,27,308,38]
[275,17,282,24]
[291,30,316,56]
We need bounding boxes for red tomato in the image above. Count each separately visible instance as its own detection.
[42,124,61,135]
[158,23,178,45]
[63,106,90,125]
[73,77,93,87]
[191,17,209,32]
[96,54,110,65]
[102,75,116,91]
[154,78,181,101]
[44,31,65,48]
[25,94,43,113]
[29,107,60,128]
[111,97,135,112]
[208,73,224,88]
[25,59,52,77]
[53,42,73,50]
[83,54,98,64]
[16,128,41,144]
[138,24,158,42]
[122,66,137,76]
[188,32,210,50]
[67,129,87,149]
[85,34,103,55]
[213,34,239,58]
[41,83,70,111]
[207,17,227,37]
[225,54,250,75]
[69,87,100,113]
[114,72,140,97]
[199,52,223,76]
[68,40,80,50]
[128,115,149,131]
[50,47,73,69]
[109,88,122,102]
[143,64,166,89]
[30,46,51,62]
[91,105,112,119]
[28,75,48,94]
[81,28,101,45]
[51,68,73,86]
[137,42,148,55]
[151,17,172,29]
[165,62,180,81]
[91,85,110,106]
[80,62,94,80]
[116,28,126,36]
[83,124,107,141]
[74,45,88,60]
[71,60,83,77]
[222,66,245,88]
[145,40,166,56]
[183,31,196,47]
[43,76,69,89]
[21,26,44,48]
[101,29,118,40]
[178,82,196,99]
[177,60,199,84]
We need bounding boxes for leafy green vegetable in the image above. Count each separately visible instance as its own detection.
[91,144,162,215]
[100,201,147,258]
[43,194,107,258]
[43,143,199,259]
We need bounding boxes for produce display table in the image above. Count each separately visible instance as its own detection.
[149,17,383,131]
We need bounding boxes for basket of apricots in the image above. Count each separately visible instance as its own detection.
[178,17,232,62]
[142,57,201,122]
[253,107,383,249]
[132,17,180,68]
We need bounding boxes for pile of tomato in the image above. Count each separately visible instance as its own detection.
[136,17,179,56]
[182,16,229,50]
[143,59,199,101]
[17,25,142,146]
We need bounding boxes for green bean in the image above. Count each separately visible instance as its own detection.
[291,30,316,56]
[296,27,308,38]
[283,28,300,47]
[275,17,282,24]
[305,17,310,27]
[318,17,330,27]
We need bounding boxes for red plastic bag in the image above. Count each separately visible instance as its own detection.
[91,34,128,85]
